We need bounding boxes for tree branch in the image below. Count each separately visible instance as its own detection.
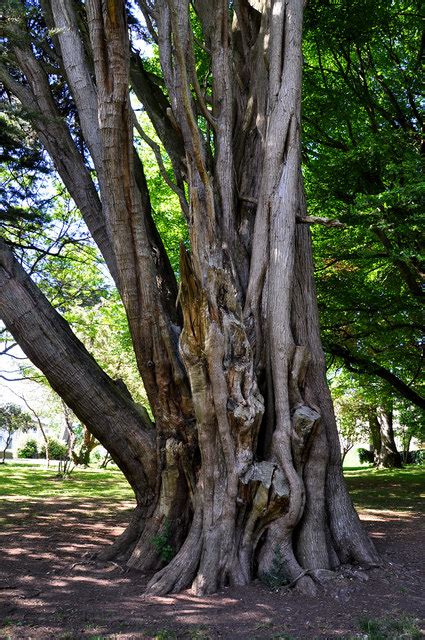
[296,215,345,228]
[329,343,425,410]
[0,60,118,284]
[0,239,157,496]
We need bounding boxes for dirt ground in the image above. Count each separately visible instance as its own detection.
[0,492,424,639]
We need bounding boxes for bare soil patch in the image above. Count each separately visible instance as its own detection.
[0,486,424,639]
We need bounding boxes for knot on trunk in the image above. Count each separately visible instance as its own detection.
[291,405,320,468]
[240,461,289,498]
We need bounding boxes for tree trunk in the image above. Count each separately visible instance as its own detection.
[19,397,50,469]
[369,410,382,462]
[1,431,12,464]
[341,443,353,466]
[401,431,412,464]
[0,0,380,596]
[375,408,402,468]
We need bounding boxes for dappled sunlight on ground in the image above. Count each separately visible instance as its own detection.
[0,465,424,639]
[359,508,423,522]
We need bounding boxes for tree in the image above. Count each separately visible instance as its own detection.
[62,401,99,466]
[13,392,51,467]
[333,392,368,465]
[397,403,425,462]
[302,0,424,410]
[0,403,33,463]
[0,0,380,595]
[332,372,403,468]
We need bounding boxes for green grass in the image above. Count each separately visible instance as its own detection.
[0,462,134,501]
[1,462,423,511]
[344,465,425,512]
[346,615,423,639]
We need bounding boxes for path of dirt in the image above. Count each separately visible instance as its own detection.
[0,495,424,639]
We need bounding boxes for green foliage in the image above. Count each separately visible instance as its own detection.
[397,403,425,452]
[260,546,289,590]
[0,107,50,229]
[358,448,374,465]
[303,0,424,407]
[40,438,68,460]
[64,293,146,405]
[405,450,425,465]
[17,438,39,459]
[151,519,175,563]
[0,404,34,461]
[0,404,34,435]
[334,385,371,451]
[134,111,188,274]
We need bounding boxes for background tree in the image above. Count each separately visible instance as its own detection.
[332,372,404,468]
[396,403,425,462]
[17,393,50,467]
[0,403,33,463]
[333,390,368,465]
[303,0,424,412]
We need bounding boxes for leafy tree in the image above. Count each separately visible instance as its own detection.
[17,437,39,459]
[40,437,68,461]
[332,372,402,468]
[334,392,369,464]
[0,0,385,595]
[302,0,424,411]
[0,403,33,463]
[394,402,425,463]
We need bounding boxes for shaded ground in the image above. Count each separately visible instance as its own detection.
[0,464,424,639]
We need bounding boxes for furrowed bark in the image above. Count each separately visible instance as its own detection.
[85,0,192,434]
[49,0,103,167]
[291,222,380,569]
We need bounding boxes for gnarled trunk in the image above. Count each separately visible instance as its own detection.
[0,0,380,596]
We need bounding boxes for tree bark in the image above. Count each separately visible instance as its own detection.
[375,408,402,468]
[0,0,381,596]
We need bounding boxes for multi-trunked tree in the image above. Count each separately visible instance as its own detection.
[0,0,379,594]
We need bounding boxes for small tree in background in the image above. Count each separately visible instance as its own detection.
[17,438,39,459]
[0,404,34,463]
[334,394,368,465]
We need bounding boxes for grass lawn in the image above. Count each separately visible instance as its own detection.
[344,465,425,512]
[0,461,135,501]
[1,460,423,513]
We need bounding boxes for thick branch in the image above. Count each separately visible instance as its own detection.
[296,215,345,228]
[0,60,118,284]
[49,0,103,167]
[130,53,187,184]
[0,240,157,497]
[329,343,425,409]
[86,0,191,430]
